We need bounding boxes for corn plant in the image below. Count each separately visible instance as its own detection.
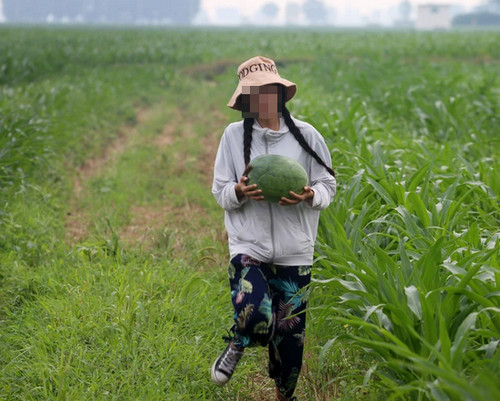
[309,63,499,399]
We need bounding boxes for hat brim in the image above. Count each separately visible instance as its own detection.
[227,77,297,111]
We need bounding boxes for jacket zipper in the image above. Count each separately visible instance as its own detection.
[264,132,275,261]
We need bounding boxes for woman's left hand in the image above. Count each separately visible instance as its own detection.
[279,186,314,206]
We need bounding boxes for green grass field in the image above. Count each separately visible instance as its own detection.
[1,26,499,400]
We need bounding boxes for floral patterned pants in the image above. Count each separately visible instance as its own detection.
[228,253,312,399]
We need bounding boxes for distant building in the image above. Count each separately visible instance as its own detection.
[416,4,452,30]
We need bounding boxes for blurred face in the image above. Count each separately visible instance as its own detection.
[241,85,282,119]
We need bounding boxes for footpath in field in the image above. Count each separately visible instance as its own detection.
[64,97,228,258]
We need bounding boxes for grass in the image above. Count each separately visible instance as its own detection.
[1,26,499,400]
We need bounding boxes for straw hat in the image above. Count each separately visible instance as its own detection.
[227,56,297,111]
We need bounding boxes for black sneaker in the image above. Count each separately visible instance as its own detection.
[211,341,244,385]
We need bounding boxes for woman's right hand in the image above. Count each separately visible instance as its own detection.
[235,166,264,201]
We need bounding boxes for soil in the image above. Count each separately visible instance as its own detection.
[65,108,151,243]
[64,101,228,250]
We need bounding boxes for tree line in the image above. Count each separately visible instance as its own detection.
[3,0,201,24]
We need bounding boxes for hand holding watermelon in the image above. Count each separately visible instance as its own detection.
[278,186,315,206]
[235,165,265,201]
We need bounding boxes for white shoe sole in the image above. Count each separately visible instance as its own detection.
[211,358,229,386]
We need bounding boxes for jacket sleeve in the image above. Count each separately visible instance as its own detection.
[212,130,248,211]
[305,130,337,210]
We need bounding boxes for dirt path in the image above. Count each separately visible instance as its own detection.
[64,106,156,243]
[64,97,228,252]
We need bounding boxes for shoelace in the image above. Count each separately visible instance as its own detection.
[219,345,243,373]
[222,325,237,343]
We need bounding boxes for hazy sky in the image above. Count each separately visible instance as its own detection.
[0,0,487,24]
[202,0,484,17]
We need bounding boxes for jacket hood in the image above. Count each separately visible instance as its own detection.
[252,116,288,142]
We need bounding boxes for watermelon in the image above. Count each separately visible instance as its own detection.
[247,154,309,203]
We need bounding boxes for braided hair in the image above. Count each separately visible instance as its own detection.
[243,117,254,166]
[241,85,335,177]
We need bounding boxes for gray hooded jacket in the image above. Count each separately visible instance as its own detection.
[212,115,336,266]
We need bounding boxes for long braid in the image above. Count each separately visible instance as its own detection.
[243,117,254,166]
[281,105,336,177]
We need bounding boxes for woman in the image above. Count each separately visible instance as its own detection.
[211,56,336,401]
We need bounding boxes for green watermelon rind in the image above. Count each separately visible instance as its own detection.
[247,154,309,203]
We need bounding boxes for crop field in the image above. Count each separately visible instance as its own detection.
[0,26,499,400]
